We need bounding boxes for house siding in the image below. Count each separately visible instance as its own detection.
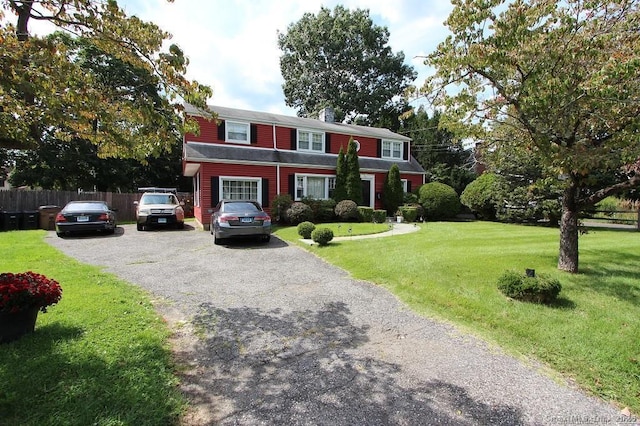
[183,105,426,228]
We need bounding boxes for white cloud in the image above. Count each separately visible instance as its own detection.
[6,0,454,116]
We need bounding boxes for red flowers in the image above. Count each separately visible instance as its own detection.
[0,272,62,314]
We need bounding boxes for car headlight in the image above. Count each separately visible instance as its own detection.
[138,209,150,215]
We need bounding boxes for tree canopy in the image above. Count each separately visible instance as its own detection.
[423,0,640,272]
[278,5,416,125]
[0,0,212,159]
[399,107,476,194]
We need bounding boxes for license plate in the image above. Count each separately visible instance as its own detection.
[241,217,253,223]
[158,218,167,224]
[77,216,89,222]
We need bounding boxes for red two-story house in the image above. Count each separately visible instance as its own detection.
[182,104,426,229]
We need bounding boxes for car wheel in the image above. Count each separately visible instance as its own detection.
[56,232,65,238]
[214,234,224,245]
[137,223,144,231]
[176,222,184,230]
[262,235,271,243]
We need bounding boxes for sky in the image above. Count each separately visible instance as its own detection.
[7,0,456,117]
[123,0,455,116]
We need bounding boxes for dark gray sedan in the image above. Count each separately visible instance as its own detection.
[55,201,117,238]
[210,200,271,245]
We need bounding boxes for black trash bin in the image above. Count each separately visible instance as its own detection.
[21,210,39,230]
[2,211,21,231]
[38,205,61,231]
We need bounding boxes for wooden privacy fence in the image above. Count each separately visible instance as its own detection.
[0,190,140,223]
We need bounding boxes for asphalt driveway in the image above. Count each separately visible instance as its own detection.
[46,224,626,425]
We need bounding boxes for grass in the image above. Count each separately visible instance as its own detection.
[275,221,640,414]
[305,222,390,237]
[0,230,185,425]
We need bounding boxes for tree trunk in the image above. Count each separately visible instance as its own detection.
[558,180,579,273]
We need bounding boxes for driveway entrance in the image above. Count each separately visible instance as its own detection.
[47,225,621,425]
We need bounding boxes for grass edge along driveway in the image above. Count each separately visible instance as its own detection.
[0,230,186,426]
[275,221,640,415]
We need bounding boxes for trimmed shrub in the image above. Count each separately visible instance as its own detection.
[460,173,501,220]
[311,227,334,246]
[271,194,293,223]
[297,221,316,239]
[418,182,461,220]
[300,197,337,223]
[286,202,313,225]
[358,206,374,223]
[335,199,360,222]
[398,205,418,223]
[497,270,562,304]
[372,209,387,223]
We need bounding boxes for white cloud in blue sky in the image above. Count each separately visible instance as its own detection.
[127,0,454,115]
[9,0,454,116]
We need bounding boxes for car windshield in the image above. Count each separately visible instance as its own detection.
[65,202,108,212]
[223,202,261,213]
[140,194,178,205]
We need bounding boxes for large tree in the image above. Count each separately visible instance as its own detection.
[278,5,416,125]
[423,0,640,272]
[400,107,476,194]
[0,0,212,159]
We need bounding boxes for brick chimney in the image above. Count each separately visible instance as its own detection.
[318,107,334,123]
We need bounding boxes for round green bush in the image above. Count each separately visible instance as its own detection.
[497,270,562,304]
[297,221,316,239]
[286,202,313,225]
[418,182,461,220]
[460,173,501,220]
[311,227,334,246]
[334,199,360,222]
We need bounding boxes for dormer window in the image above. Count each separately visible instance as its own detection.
[297,129,324,152]
[382,140,403,160]
[226,121,250,144]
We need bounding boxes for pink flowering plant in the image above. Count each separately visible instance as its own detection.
[0,272,63,314]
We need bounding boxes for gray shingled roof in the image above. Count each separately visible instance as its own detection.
[184,142,426,174]
[184,104,411,142]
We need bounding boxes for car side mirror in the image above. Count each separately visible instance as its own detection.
[133,201,139,206]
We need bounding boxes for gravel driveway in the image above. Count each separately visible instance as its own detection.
[46,224,628,425]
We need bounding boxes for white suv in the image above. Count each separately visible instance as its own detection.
[134,189,185,231]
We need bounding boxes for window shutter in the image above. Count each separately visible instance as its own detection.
[407,181,412,193]
[250,124,258,144]
[377,139,382,158]
[290,129,297,150]
[325,133,331,153]
[211,176,219,207]
[261,178,269,207]
[288,174,295,198]
[403,142,409,161]
[217,121,225,141]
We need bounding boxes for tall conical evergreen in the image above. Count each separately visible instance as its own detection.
[382,163,404,215]
[333,146,348,202]
[345,137,363,205]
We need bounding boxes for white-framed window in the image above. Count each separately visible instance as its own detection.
[382,140,403,159]
[220,177,261,202]
[226,121,250,144]
[298,129,325,152]
[295,174,335,200]
[401,179,408,193]
[193,173,200,207]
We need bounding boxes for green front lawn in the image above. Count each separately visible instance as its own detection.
[0,231,185,426]
[275,221,640,414]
